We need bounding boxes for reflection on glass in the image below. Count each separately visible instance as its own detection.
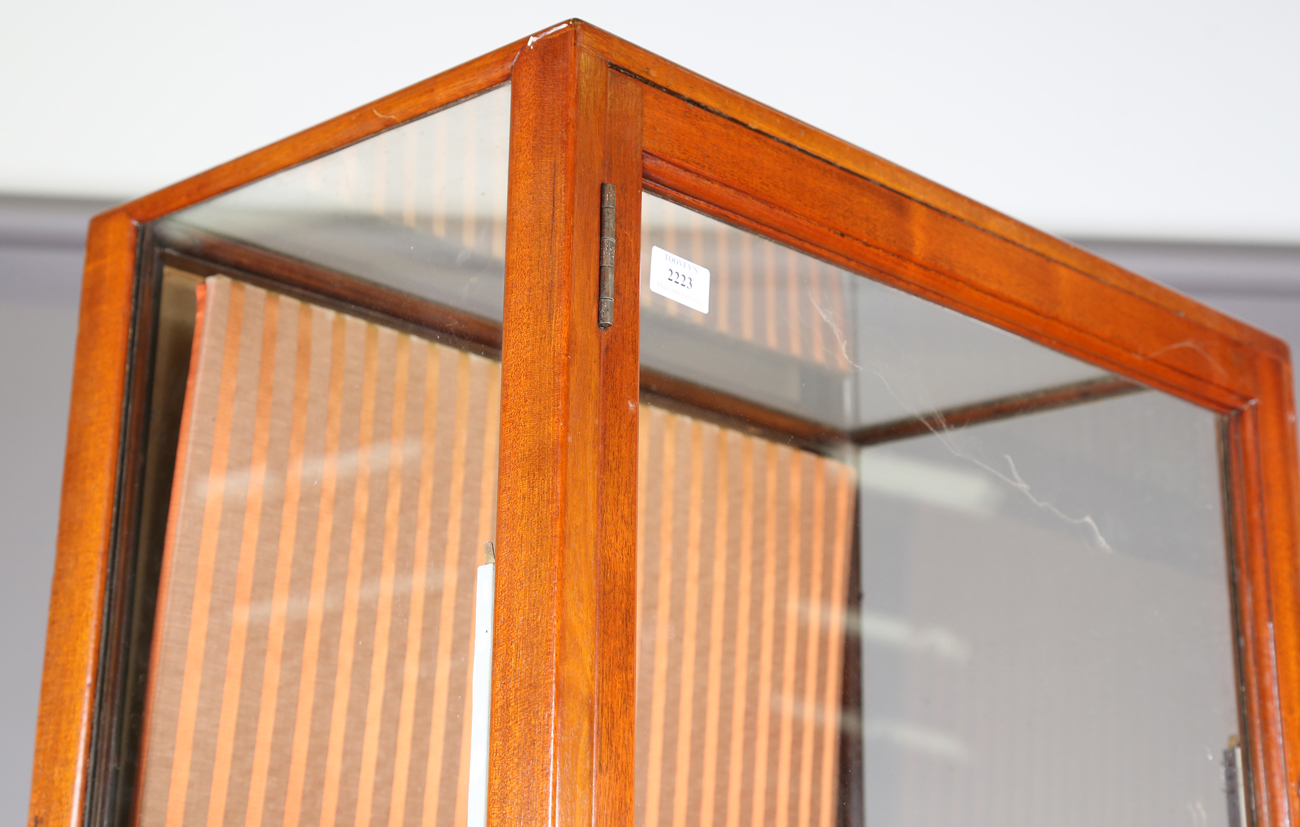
[138,276,499,827]
[162,85,511,327]
[136,87,510,827]
[639,193,1108,434]
[635,406,856,827]
[858,392,1237,827]
[636,193,1242,827]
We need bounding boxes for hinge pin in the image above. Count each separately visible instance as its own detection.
[598,183,616,329]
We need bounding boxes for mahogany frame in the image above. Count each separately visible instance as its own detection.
[30,19,1300,827]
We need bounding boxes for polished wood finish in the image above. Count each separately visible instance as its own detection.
[30,38,521,827]
[640,368,846,451]
[1226,363,1300,826]
[642,144,1255,413]
[850,377,1144,445]
[628,61,1298,822]
[31,209,138,827]
[643,371,1145,458]
[622,59,1298,822]
[581,26,1287,364]
[156,227,504,357]
[122,42,521,225]
[488,25,622,827]
[593,69,643,827]
[34,17,1300,827]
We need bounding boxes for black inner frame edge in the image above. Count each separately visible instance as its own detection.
[84,221,1158,826]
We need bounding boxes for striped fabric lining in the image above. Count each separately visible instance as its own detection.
[640,195,856,371]
[138,276,500,827]
[256,85,510,261]
[635,406,857,827]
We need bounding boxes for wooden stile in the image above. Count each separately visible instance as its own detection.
[30,18,1300,827]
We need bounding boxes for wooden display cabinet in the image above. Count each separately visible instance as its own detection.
[29,20,1300,827]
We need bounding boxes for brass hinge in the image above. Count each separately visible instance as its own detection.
[598,183,616,329]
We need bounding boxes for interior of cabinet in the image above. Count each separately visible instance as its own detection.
[631,192,1245,827]
[107,163,1247,827]
[34,23,1298,827]
[96,85,515,826]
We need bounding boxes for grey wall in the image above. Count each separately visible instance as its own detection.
[0,196,112,825]
[0,196,1296,823]
[5,4,1299,244]
[858,392,1237,827]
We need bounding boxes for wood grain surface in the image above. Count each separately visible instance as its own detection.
[576,22,1288,363]
[121,43,520,225]
[32,17,1300,827]
[156,230,504,358]
[616,52,1299,823]
[488,24,600,827]
[30,36,520,827]
[592,68,643,827]
[30,209,139,827]
[641,124,1260,413]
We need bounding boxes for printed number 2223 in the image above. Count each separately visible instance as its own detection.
[667,268,693,289]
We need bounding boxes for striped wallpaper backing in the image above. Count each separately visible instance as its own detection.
[142,273,859,826]
[640,194,857,371]
[139,276,500,827]
[299,85,509,257]
[636,406,858,827]
[188,85,512,261]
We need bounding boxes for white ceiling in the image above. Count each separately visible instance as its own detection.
[2,0,1297,242]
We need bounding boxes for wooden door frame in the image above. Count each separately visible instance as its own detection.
[486,28,640,827]
[30,18,1300,827]
[28,37,525,827]
[629,75,1300,827]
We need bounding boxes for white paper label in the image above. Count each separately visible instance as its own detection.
[466,558,495,827]
[649,245,710,314]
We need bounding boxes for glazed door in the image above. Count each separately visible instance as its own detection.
[32,22,1299,827]
[624,81,1254,827]
[123,86,513,827]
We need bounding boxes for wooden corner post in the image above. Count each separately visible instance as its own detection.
[489,22,641,827]
[29,208,139,827]
[1228,351,1300,827]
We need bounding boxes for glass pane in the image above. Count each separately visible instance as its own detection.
[858,390,1236,827]
[134,87,509,827]
[635,193,1243,827]
[138,277,498,826]
[635,406,857,827]
[160,85,511,328]
[638,194,1108,434]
